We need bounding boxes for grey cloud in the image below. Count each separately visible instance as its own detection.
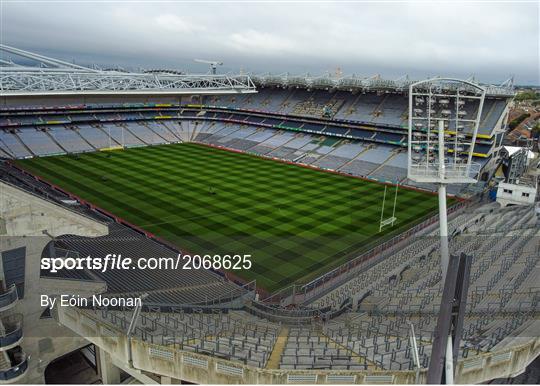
[1,1,538,84]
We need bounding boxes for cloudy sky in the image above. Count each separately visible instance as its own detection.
[1,0,539,84]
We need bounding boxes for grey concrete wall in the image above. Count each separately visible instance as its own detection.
[57,305,540,385]
[0,181,110,383]
[0,182,108,237]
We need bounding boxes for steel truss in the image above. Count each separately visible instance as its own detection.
[0,45,256,96]
[251,73,514,97]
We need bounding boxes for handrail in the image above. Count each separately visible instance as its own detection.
[263,200,469,305]
[0,314,23,336]
[0,314,23,348]
[0,354,27,381]
[0,285,18,309]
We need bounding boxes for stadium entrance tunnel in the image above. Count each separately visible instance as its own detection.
[44,345,98,384]
[44,344,132,384]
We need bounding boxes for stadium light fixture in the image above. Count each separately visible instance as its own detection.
[407,78,486,384]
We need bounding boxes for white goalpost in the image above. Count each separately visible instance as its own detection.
[379,184,399,232]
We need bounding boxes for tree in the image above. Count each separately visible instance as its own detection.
[508,113,531,129]
[532,122,540,138]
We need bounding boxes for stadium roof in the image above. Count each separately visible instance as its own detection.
[250,72,515,97]
[0,45,256,96]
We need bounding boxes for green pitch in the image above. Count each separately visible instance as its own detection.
[17,143,442,292]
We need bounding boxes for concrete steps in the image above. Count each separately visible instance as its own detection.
[45,129,69,153]
[265,327,289,369]
[367,150,400,177]
[121,123,149,146]
[72,126,98,151]
[12,131,35,157]
[0,351,11,370]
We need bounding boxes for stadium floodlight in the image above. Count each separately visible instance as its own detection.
[408,78,486,271]
[408,78,486,385]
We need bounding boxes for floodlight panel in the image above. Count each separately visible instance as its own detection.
[407,78,486,184]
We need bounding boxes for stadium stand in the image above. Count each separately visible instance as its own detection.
[53,196,538,374]
[2,141,537,382]
[147,121,183,142]
[0,85,513,202]
[0,130,33,158]
[48,126,95,153]
[122,122,168,145]
[16,128,64,156]
[76,124,119,149]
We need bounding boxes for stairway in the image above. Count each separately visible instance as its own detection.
[0,351,11,370]
[139,122,170,143]
[121,123,149,146]
[265,326,289,369]
[92,124,122,147]
[0,143,14,158]
[372,94,389,117]
[72,126,97,151]
[161,121,185,142]
[320,330,372,367]
[368,150,401,177]
[336,145,373,171]
[12,132,35,156]
[45,130,68,153]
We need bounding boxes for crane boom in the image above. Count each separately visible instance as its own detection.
[194,59,223,74]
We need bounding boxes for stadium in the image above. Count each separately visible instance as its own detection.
[0,14,539,386]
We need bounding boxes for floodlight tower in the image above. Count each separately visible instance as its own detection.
[407,78,486,384]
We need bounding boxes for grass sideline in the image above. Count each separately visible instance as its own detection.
[17,143,442,292]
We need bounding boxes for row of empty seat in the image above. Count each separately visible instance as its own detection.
[0,121,184,158]
[205,88,509,135]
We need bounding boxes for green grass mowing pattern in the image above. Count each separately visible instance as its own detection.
[16,143,443,292]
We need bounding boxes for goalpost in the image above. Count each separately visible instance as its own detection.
[379,184,399,232]
[99,124,124,152]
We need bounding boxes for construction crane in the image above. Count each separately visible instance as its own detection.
[194,59,223,74]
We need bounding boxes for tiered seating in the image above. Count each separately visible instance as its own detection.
[280,327,366,370]
[218,89,507,138]
[104,124,145,147]
[0,131,32,158]
[145,122,182,142]
[49,126,94,153]
[335,93,383,122]
[87,308,279,368]
[479,99,507,132]
[372,95,407,126]
[265,147,295,160]
[313,204,538,312]
[298,206,538,370]
[313,155,349,170]
[370,152,408,182]
[77,124,117,149]
[339,146,391,177]
[290,91,344,118]
[259,131,295,148]
[47,226,240,305]
[17,128,64,155]
[330,142,365,159]
[123,122,168,145]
